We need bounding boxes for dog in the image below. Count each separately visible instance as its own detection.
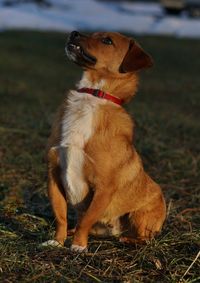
[45,31,166,252]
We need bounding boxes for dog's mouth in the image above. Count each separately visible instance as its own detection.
[66,41,97,66]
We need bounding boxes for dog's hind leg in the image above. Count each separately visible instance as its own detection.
[120,194,166,244]
[47,147,67,246]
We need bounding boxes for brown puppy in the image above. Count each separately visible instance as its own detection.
[45,31,166,252]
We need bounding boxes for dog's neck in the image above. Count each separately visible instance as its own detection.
[77,70,139,102]
[78,72,105,90]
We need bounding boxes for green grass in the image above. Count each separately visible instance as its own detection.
[0,31,199,282]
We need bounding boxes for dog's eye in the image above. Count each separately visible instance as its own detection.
[101,37,113,45]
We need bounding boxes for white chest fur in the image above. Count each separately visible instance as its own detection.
[60,90,104,205]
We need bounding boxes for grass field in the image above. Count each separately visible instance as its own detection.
[0,31,199,282]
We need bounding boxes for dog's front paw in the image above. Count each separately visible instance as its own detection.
[70,244,88,253]
[40,240,63,248]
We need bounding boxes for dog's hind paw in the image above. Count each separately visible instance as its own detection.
[40,240,63,248]
[70,244,88,253]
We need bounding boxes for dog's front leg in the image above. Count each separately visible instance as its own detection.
[71,188,114,252]
[47,147,67,246]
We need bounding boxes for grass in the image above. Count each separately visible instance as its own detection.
[0,30,199,282]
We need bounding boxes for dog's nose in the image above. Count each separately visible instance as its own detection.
[70,31,80,41]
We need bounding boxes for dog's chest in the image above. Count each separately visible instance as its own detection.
[60,91,100,204]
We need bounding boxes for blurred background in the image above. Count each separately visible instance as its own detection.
[0,0,200,36]
[0,1,199,282]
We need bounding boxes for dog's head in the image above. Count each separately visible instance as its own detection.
[66,31,153,74]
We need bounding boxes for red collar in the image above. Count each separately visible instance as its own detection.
[77,87,123,106]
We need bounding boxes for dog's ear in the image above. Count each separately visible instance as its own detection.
[119,40,153,73]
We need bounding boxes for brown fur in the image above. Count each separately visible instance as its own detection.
[46,31,166,250]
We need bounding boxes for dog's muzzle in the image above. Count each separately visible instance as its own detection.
[66,31,97,65]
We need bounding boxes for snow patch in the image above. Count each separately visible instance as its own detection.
[0,0,200,38]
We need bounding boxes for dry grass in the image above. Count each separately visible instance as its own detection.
[0,31,199,282]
